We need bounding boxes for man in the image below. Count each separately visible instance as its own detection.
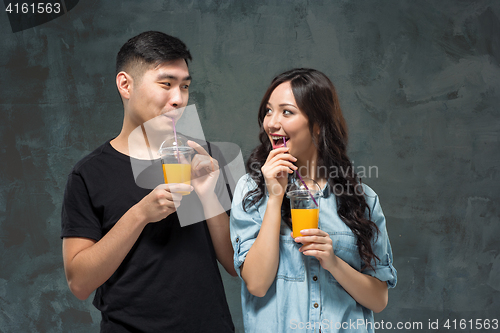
[61,31,236,332]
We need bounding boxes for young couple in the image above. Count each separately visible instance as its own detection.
[62,31,396,333]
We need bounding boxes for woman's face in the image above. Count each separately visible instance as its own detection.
[263,81,317,164]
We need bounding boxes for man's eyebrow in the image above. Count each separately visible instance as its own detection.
[157,74,192,81]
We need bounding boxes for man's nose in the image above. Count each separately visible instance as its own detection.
[169,87,184,108]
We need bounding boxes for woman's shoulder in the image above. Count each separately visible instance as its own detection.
[359,182,380,208]
[236,173,258,190]
[360,182,377,197]
[233,174,261,200]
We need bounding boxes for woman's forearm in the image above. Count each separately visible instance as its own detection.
[240,196,283,297]
[328,256,388,313]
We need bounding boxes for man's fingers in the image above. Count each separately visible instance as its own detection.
[192,156,219,173]
[159,183,194,194]
[173,199,182,209]
[187,140,209,156]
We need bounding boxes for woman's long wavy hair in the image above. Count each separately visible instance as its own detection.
[243,68,380,271]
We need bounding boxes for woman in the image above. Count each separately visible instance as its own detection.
[230,68,397,333]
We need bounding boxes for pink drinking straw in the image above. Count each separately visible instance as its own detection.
[283,137,319,207]
[170,117,181,163]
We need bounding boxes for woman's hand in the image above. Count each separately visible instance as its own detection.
[261,147,297,198]
[295,229,389,313]
[293,229,337,272]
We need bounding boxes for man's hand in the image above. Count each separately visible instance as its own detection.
[187,140,220,200]
[135,183,193,224]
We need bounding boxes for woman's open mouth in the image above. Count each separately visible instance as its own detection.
[271,135,289,149]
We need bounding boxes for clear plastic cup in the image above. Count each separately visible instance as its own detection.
[286,178,323,238]
[158,135,194,195]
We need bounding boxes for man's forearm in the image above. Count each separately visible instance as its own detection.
[201,194,237,276]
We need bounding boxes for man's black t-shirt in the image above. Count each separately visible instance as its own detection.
[61,140,234,332]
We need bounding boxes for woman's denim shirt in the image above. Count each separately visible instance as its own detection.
[230,175,397,333]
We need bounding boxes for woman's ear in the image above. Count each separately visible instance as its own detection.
[116,71,133,100]
[313,123,321,136]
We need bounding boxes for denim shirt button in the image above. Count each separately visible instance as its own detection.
[313,276,318,281]
[236,237,240,242]
[313,303,319,308]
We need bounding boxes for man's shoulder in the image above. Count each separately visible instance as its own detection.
[71,140,117,175]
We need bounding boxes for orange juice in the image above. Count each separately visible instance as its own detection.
[162,163,192,195]
[291,208,319,238]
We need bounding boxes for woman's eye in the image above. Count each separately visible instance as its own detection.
[283,109,293,115]
[265,108,272,115]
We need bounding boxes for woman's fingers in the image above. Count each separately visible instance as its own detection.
[262,148,298,182]
[295,228,329,237]
[265,164,296,178]
[294,230,333,250]
[262,159,297,176]
[265,147,297,164]
[265,147,289,161]
[299,242,331,252]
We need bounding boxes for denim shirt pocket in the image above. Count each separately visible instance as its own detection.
[327,232,361,284]
[277,235,305,281]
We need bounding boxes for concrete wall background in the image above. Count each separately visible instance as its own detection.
[0,1,499,332]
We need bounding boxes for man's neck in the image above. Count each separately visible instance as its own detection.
[111,125,167,160]
[110,133,130,156]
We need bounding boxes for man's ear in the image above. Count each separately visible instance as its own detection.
[116,71,133,100]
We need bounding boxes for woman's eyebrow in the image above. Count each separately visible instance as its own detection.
[278,103,297,108]
[267,102,296,108]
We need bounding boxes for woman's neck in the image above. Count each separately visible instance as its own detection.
[295,154,327,187]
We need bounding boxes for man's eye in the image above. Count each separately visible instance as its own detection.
[163,82,171,87]
[182,84,189,89]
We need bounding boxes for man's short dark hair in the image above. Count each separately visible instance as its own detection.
[116,31,192,77]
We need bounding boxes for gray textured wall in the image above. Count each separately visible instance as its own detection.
[1,1,499,332]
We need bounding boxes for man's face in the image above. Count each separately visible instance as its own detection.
[126,58,191,128]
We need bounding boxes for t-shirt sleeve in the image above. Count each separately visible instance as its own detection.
[361,185,397,288]
[61,171,102,241]
[229,175,263,278]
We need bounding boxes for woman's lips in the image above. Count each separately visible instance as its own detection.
[270,135,289,149]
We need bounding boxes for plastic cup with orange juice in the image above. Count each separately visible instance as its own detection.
[286,178,323,238]
[159,136,194,195]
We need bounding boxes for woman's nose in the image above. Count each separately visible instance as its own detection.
[267,113,282,130]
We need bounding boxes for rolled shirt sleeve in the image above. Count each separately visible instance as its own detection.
[361,184,397,288]
[230,175,265,278]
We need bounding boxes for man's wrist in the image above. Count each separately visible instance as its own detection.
[128,204,149,228]
[199,193,228,220]
[198,192,219,206]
